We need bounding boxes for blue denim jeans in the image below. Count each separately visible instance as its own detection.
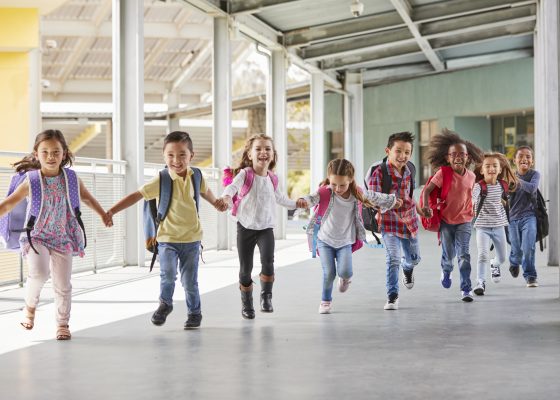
[382,233,421,296]
[509,215,537,280]
[158,241,201,315]
[439,221,472,292]
[317,240,353,301]
[475,227,507,283]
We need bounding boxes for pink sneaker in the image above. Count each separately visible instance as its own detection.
[318,301,332,314]
[337,278,351,293]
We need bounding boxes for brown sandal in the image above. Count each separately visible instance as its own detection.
[20,306,36,330]
[56,325,71,340]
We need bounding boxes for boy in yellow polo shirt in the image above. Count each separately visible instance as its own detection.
[107,131,224,329]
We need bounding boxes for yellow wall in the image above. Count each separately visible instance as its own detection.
[0,8,38,50]
[0,8,39,166]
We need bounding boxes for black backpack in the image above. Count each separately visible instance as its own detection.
[363,157,416,244]
[533,189,549,251]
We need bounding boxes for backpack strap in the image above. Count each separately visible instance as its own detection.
[26,170,43,255]
[191,167,202,212]
[311,186,332,258]
[498,179,510,223]
[473,180,488,224]
[407,161,416,198]
[440,166,454,201]
[156,169,173,223]
[380,159,392,194]
[148,169,173,272]
[268,171,279,191]
[62,168,87,249]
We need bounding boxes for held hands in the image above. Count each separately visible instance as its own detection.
[296,198,308,209]
[102,210,114,228]
[214,197,229,212]
[392,198,404,209]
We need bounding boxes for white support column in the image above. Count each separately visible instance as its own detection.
[212,17,232,250]
[165,92,181,133]
[310,73,325,190]
[112,0,145,266]
[271,50,287,239]
[534,0,560,268]
[344,72,365,183]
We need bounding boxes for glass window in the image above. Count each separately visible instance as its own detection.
[491,113,534,160]
[418,119,439,184]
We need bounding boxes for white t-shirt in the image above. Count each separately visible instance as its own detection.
[223,169,296,230]
[317,193,356,248]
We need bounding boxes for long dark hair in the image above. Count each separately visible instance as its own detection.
[474,152,518,191]
[13,129,74,173]
[232,133,277,175]
[426,128,484,170]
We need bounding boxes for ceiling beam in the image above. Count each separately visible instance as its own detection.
[284,11,405,47]
[445,48,533,69]
[390,0,444,71]
[363,63,434,84]
[413,0,537,23]
[302,28,414,61]
[230,0,302,15]
[42,20,212,39]
[170,45,212,92]
[421,4,535,37]
[321,44,422,70]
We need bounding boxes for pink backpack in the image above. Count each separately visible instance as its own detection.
[223,167,278,216]
[309,186,364,258]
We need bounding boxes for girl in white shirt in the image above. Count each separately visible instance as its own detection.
[472,152,518,295]
[301,159,401,314]
[217,134,305,320]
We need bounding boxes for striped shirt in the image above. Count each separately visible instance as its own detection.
[472,182,509,228]
[368,162,418,238]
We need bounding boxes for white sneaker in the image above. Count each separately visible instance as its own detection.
[318,301,332,314]
[337,278,351,293]
[473,281,485,296]
[491,264,501,283]
[383,295,399,310]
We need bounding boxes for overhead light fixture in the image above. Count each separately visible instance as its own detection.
[350,0,364,17]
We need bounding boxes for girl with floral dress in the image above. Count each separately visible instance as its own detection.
[0,130,110,340]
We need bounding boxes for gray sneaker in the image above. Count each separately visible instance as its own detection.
[526,277,539,288]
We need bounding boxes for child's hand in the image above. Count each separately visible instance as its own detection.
[296,198,308,209]
[214,198,228,212]
[103,210,114,228]
[421,207,433,218]
[392,198,404,209]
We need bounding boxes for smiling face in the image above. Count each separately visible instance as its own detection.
[385,140,412,173]
[446,143,469,174]
[248,138,274,171]
[514,148,533,175]
[481,157,501,182]
[163,141,193,177]
[35,138,65,177]
[329,174,352,198]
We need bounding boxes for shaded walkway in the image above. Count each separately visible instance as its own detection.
[0,231,559,399]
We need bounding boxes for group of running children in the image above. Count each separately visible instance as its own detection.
[0,128,542,339]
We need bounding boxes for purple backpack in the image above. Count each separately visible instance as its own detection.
[0,168,85,254]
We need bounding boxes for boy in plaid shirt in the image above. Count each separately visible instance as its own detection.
[368,132,427,310]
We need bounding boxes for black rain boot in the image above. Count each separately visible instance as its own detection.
[240,284,255,320]
[260,275,274,313]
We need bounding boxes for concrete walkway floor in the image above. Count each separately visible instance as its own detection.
[0,231,559,400]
